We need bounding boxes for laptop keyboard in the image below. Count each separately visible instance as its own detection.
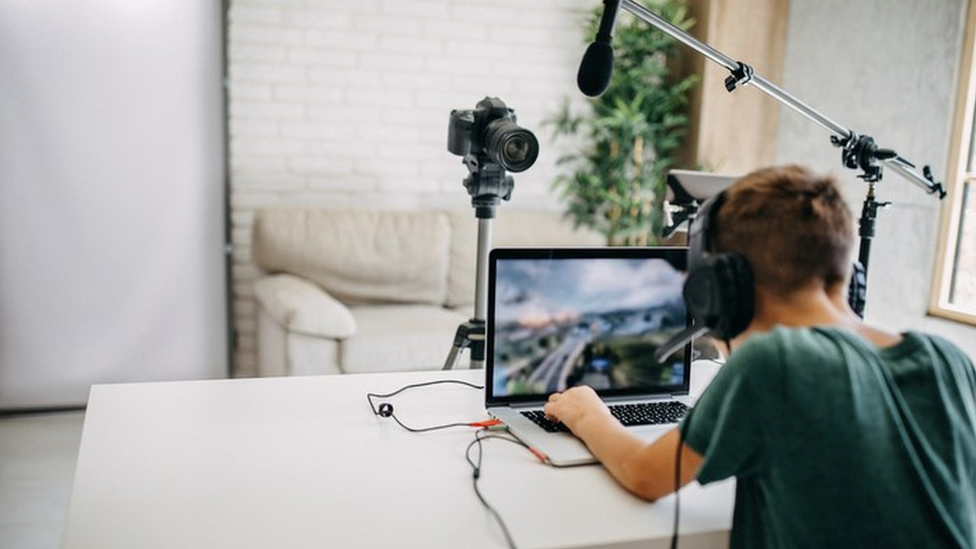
[521,401,690,433]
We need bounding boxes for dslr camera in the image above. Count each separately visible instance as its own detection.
[447,97,539,174]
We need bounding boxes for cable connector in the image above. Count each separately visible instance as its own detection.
[527,446,549,464]
[469,419,503,428]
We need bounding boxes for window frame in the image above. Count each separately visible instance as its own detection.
[931,0,976,325]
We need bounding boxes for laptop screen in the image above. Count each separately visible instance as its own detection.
[486,247,691,405]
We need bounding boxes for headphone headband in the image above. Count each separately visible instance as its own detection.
[687,190,726,272]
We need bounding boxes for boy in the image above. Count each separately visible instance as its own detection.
[544,165,976,548]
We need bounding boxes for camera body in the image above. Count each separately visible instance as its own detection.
[447,97,539,173]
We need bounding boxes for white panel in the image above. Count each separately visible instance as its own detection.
[0,0,227,409]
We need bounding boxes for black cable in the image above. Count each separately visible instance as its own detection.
[671,429,683,549]
[672,377,706,549]
[383,412,474,433]
[366,379,483,407]
[366,378,540,548]
[366,379,485,432]
[465,429,530,549]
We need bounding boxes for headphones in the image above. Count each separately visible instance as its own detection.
[685,191,867,341]
[684,192,755,340]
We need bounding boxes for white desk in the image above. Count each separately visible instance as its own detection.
[63,364,733,548]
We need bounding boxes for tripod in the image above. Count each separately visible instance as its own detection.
[443,158,514,370]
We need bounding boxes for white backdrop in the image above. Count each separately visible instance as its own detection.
[0,0,228,409]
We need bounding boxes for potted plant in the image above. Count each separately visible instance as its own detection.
[548,0,698,246]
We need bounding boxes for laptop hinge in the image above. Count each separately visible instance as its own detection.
[601,395,671,404]
[509,402,543,409]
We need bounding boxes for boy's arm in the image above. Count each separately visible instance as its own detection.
[544,386,703,501]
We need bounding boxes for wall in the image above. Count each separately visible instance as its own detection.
[228,0,976,376]
[685,0,788,174]
[775,0,976,355]
[228,0,595,376]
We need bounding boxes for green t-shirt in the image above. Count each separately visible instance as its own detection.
[681,327,976,548]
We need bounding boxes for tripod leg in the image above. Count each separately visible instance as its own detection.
[442,320,486,370]
[442,345,463,370]
[468,321,486,369]
[443,324,470,370]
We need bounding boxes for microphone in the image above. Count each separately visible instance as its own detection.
[654,323,709,364]
[577,0,622,97]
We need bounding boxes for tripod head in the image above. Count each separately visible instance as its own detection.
[460,153,514,219]
[831,131,897,183]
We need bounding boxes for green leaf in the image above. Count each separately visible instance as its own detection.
[548,0,698,246]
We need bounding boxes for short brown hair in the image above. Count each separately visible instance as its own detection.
[713,165,854,296]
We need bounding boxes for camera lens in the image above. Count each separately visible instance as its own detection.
[483,119,539,172]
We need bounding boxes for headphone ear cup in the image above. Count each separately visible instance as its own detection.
[684,254,754,340]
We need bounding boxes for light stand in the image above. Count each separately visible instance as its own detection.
[618,0,946,293]
[443,159,514,370]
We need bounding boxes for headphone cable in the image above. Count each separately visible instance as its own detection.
[367,377,547,548]
[466,428,530,549]
[671,431,683,549]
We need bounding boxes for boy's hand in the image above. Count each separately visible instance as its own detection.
[544,385,613,433]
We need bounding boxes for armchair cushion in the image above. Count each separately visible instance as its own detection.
[254,274,356,339]
[444,209,605,307]
[339,304,469,374]
[253,209,452,306]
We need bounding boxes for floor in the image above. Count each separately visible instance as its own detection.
[0,411,85,549]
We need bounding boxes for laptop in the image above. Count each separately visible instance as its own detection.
[485,246,694,467]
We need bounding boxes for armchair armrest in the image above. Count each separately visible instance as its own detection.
[254,274,356,339]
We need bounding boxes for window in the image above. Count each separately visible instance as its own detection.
[932,0,976,325]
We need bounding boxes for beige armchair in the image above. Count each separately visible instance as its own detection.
[251,208,603,376]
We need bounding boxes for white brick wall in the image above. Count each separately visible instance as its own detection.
[228,0,595,376]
